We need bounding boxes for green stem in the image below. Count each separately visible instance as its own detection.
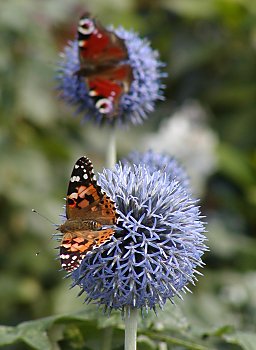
[124,307,138,350]
[106,129,116,169]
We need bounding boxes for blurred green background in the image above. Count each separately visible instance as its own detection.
[0,0,256,349]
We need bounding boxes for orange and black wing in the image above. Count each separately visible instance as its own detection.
[66,156,118,225]
[60,228,114,272]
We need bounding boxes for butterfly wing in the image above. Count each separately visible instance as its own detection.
[66,156,117,225]
[85,64,132,116]
[78,12,128,66]
[59,156,118,272]
[77,13,133,117]
[60,228,114,272]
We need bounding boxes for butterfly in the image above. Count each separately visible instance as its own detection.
[76,12,133,118]
[57,156,118,272]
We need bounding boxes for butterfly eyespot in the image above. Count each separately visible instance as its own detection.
[78,18,95,36]
[95,98,113,114]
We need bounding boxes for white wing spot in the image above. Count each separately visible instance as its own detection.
[60,254,70,260]
[71,175,80,182]
[78,40,86,47]
[89,90,98,97]
[83,173,88,180]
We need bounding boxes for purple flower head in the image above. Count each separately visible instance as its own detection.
[71,162,207,313]
[123,150,190,192]
[57,21,165,127]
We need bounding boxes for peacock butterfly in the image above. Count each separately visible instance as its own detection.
[76,12,133,118]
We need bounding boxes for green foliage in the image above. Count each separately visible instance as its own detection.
[1,308,256,349]
[0,0,256,349]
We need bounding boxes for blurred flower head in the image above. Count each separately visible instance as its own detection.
[123,149,190,192]
[57,22,165,127]
[71,162,207,313]
[144,100,218,195]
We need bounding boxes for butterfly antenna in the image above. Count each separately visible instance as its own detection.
[32,209,57,226]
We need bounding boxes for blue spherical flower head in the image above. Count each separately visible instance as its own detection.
[123,150,190,192]
[72,163,207,313]
[57,15,165,127]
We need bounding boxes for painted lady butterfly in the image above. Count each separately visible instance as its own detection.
[76,12,133,118]
[57,156,118,272]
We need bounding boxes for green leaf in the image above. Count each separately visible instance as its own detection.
[0,326,18,346]
[161,0,216,18]
[224,331,256,350]
[0,312,120,349]
[19,328,52,350]
[137,335,156,350]
[204,324,235,337]
[218,144,255,187]
[0,319,54,350]
[143,331,211,350]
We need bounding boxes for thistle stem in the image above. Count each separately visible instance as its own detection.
[106,129,116,169]
[124,307,138,350]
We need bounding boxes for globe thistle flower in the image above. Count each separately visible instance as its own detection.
[71,163,207,313]
[57,24,165,127]
[122,150,190,192]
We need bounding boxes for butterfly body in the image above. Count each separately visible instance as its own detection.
[58,218,101,233]
[76,13,133,117]
[58,156,118,272]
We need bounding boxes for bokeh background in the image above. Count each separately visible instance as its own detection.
[0,0,256,349]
